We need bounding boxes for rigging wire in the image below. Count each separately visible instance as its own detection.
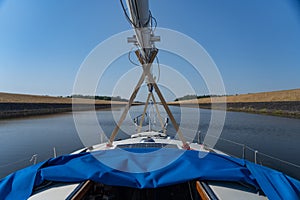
[120,0,152,29]
[119,0,137,28]
[128,49,161,85]
[127,48,161,85]
[128,47,140,66]
[155,55,160,83]
[133,0,141,27]
[150,11,157,32]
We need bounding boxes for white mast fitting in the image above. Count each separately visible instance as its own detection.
[125,0,160,61]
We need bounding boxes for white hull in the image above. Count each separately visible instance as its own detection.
[28,131,267,200]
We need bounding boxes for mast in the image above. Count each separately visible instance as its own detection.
[108,0,189,149]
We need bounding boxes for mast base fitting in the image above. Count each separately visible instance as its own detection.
[182,143,191,150]
[106,143,113,147]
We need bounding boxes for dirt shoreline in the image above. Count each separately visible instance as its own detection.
[169,101,300,119]
[1,101,299,120]
[1,90,299,119]
[0,103,125,119]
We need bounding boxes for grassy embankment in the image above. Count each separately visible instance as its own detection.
[1,89,299,119]
[169,89,300,118]
[0,93,127,119]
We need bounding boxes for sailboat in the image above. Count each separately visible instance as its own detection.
[1,1,300,199]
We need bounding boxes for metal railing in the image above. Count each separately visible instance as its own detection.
[178,127,300,170]
[0,147,58,173]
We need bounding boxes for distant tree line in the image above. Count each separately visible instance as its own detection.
[67,95,129,102]
[174,94,227,101]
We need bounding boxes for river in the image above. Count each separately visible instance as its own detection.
[0,106,299,180]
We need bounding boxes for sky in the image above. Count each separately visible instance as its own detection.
[0,0,300,101]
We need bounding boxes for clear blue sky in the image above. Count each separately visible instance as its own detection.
[0,0,300,100]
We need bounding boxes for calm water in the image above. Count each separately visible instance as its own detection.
[0,106,299,180]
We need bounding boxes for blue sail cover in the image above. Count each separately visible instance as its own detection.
[0,148,300,200]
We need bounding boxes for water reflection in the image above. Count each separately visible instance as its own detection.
[0,106,299,180]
